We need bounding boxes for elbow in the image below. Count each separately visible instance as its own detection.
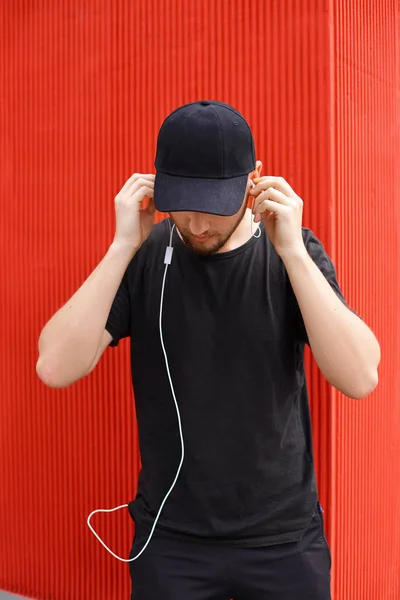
[36,356,70,389]
[347,370,379,400]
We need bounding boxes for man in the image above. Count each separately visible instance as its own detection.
[37,100,380,599]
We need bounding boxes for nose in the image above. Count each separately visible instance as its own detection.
[189,214,210,236]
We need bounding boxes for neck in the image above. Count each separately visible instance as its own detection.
[218,208,259,253]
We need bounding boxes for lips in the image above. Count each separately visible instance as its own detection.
[192,235,211,242]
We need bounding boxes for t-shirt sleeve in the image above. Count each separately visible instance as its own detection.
[294,228,359,345]
[105,269,131,347]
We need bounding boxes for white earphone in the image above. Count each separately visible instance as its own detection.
[87,224,182,563]
[250,180,262,239]
[87,184,262,562]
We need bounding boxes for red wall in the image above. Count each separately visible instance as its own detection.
[328,2,400,597]
[0,1,398,599]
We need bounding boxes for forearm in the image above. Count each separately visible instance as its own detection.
[37,241,135,383]
[282,248,380,399]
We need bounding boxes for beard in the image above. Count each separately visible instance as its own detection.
[170,196,249,256]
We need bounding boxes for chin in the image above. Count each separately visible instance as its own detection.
[181,234,220,255]
[190,242,220,255]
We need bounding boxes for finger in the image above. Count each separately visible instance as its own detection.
[121,173,142,192]
[142,195,156,216]
[128,174,155,191]
[252,188,295,213]
[129,177,155,196]
[137,186,154,202]
[122,173,154,192]
[251,176,295,198]
[254,199,289,222]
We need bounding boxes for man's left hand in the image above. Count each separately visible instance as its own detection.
[249,176,306,259]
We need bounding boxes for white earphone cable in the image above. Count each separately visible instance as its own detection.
[88,194,260,561]
[250,180,262,239]
[87,224,185,562]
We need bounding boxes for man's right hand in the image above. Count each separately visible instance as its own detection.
[113,173,156,254]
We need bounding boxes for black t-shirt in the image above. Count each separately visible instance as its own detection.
[105,218,351,547]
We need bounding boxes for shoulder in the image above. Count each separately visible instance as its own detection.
[301,227,322,247]
[301,227,328,257]
[132,219,170,261]
[125,218,170,280]
[301,227,337,275]
[145,218,171,247]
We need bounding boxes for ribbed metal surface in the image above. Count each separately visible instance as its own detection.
[330,1,400,599]
[0,1,398,599]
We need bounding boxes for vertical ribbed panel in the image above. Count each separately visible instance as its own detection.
[330,1,400,599]
[0,2,398,599]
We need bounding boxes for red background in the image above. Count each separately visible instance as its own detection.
[1,1,399,599]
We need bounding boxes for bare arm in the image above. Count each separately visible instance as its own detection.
[283,247,380,399]
[249,175,380,400]
[36,173,156,388]
[36,242,134,388]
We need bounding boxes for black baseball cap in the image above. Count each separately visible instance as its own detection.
[153,100,256,216]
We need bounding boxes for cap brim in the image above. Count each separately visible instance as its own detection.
[154,172,248,217]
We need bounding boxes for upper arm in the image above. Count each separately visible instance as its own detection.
[294,228,359,345]
[88,258,135,373]
[104,270,131,347]
[88,329,113,373]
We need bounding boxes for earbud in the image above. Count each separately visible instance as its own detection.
[250,179,261,239]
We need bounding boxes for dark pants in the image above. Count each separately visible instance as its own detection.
[129,502,331,599]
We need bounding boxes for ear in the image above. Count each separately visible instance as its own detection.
[248,160,263,186]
